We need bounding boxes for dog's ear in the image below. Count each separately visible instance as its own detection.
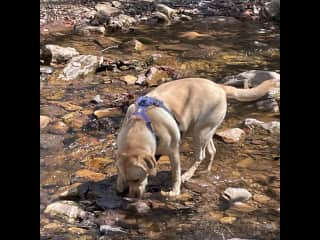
[141,155,157,176]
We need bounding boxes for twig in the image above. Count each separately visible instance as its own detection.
[101,45,119,52]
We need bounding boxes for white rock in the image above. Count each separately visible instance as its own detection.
[44,45,79,64]
[58,55,103,81]
[44,201,87,223]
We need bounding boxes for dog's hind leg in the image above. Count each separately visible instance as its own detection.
[181,135,207,183]
[206,138,216,172]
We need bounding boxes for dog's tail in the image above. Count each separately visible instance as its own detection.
[218,79,277,102]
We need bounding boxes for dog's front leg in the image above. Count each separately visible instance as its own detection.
[162,149,181,197]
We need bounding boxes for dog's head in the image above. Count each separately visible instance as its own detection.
[116,152,157,198]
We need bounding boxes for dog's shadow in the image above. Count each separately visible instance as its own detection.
[59,170,183,212]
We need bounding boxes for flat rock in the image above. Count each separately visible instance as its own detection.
[85,157,113,169]
[244,118,280,133]
[120,39,144,51]
[145,66,169,86]
[108,14,137,32]
[40,115,52,129]
[253,194,271,204]
[74,169,106,182]
[40,105,67,117]
[125,201,151,214]
[222,187,252,202]
[120,75,137,85]
[95,2,121,17]
[44,44,79,64]
[40,133,64,151]
[74,24,105,36]
[58,55,103,81]
[215,128,245,143]
[44,200,87,223]
[219,216,237,224]
[40,66,53,74]
[222,70,280,88]
[47,121,69,135]
[94,108,123,118]
[62,112,90,129]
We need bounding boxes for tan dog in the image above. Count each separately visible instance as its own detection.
[116,78,277,198]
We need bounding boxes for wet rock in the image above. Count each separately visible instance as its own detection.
[146,54,162,65]
[226,202,257,216]
[222,70,280,88]
[47,121,69,135]
[222,187,252,203]
[40,115,52,129]
[100,224,126,234]
[96,195,123,209]
[74,169,106,182]
[236,158,254,168]
[155,4,178,19]
[42,222,64,233]
[53,102,83,111]
[120,39,144,51]
[90,11,110,26]
[227,238,253,240]
[244,118,280,133]
[67,227,88,235]
[112,1,122,8]
[62,112,90,130]
[145,66,170,86]
[179,31,210,40]
[120,75,137,85]
[108,14,137,32]
[208,211,224,221]
[254,41,268,47]
[44,200,87,223]
[58,55,103,81]
[57,183,82,200]
[74,24,105,36]
[262,0,280,20]
[40,46,52,65]
[179,14,193,21]
[256,98,279,112]
[95,2,122,17]
[183,181,207,193]
[41,170,70,187]
[86,157,113,169]
[253,194,271,204]
[40,66,53,74]
[125,201,151,214]
[136,74,147,85]
[94,108,123,119]
[91,95,104,104]
[40,133,64,150]
[41,105,67,118]
[215,128,245,143]
[44,44,79,64]
[150,11,171,25]
[219,216,237,224]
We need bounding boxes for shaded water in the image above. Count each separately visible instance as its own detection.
[40,17,279,240]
